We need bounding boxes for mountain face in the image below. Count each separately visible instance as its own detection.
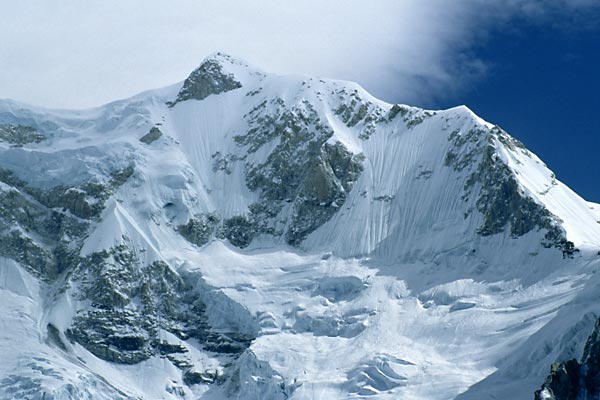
[1,52,600,399]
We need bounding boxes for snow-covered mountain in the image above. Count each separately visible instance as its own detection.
[1,52,599,399]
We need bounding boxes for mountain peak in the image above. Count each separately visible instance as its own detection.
[202,51,250,68]
[3,55,600,400]
[168,52,253,106]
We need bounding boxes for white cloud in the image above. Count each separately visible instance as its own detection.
[0,0,596,109]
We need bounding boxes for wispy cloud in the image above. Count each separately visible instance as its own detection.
[0,0,597,108]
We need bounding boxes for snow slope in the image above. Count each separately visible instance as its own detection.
[0,52,599,399]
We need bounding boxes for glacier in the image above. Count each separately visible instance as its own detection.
[0,52,599,399]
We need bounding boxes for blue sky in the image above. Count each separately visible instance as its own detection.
[0,1,598,200]
[432,9,600,202]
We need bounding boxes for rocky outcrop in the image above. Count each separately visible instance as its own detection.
[169,54,242,106]
[333,88,384,138]
[177,213,220,247]
[65,243,254,369]
[0,123,45,146]
[387,104,436,129]
[176,97,365,249]
[535,317,600,400]
[445,125,571,252]
[0,166,134,279]
[139,126,163,144]
[0,165,134,220]
[177,213,258,249]
[286,142,364,245]
[238,98,365,246]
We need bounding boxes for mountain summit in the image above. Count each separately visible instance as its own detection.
[0,53,599,399]
[169,53,251,106]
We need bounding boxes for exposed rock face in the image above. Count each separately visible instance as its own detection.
[170,53,242,106]
[0,123,45,145]
[238,98,365,246]
[286,141,364,245]
[333,88,385,138]
[387,104,436,129]
[139,126,163,144]
[220,215,257,248]
[445,125,571,252]
[535,317,600,400]
[65,245,254,365]
[178,213,220,247]
[0,171,87,279]
[0,166,133,279]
